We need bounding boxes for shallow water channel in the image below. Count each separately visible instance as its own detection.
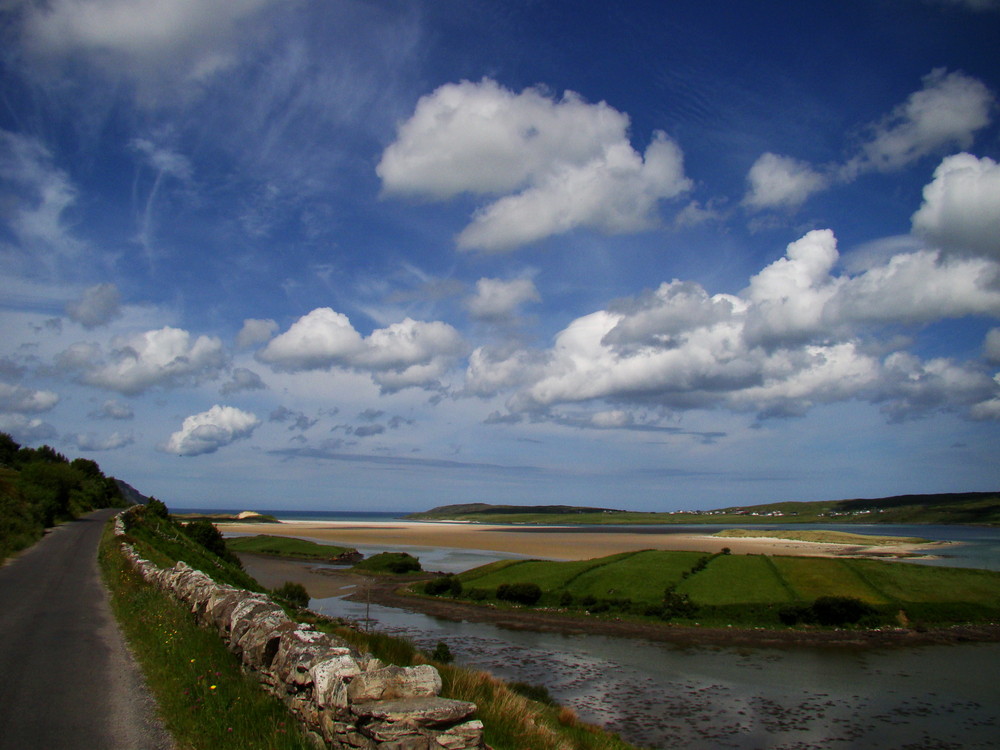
[297,529,1000,750]
[312,592,999,750]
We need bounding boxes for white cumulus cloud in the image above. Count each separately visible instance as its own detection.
[79,326,227,394]
[90,399,134,420]
[744,69,995,214]
[377,78,691,252]
[164,404,260,456]
[22,0,277,96]
[257,308,364,371]
[0,414,58,443]
[985,329,1000,363]
[466,277,541,321]
[743,153,828,211]
[71,431,134,451]
[236,318,279,349]
[848,68,994,175]
[258,308,466,392]
[66,283,122,328]
[471,228,1000,422]
[0,382,60,413]
[911,153,1000,260]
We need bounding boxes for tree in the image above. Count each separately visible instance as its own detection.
[273,581,310,608]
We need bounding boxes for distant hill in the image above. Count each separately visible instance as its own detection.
[114,478,150,506]
[406,491,1000,526]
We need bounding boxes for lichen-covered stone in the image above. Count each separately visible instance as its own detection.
[272,628,351,686]
[346,665,442,702]
[312,653,362,709]
[350,697,477,727]
[432,720,485,750]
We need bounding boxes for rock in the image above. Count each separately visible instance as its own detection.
[229,597,283,645]
[360,721,431,749]
[239,617,297,669]
[311,653,363,709]
[350,697,477,727]
[347,665,442,702]
[433,720,485,750]
[204,588,248,632]
[270,628,344,685]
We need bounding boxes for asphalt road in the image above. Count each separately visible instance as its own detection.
[0,508,174,749]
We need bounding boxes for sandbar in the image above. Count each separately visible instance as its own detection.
[218,519,947,562]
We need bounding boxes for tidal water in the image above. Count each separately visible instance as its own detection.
[299,522,1000,750]
[312,593,1000,750]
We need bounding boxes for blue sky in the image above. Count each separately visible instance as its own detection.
[1,0,999,512]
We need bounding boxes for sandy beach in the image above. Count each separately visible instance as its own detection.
[218,519,947,562]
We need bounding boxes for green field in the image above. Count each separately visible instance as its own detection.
[225,534,356,562]
[440,548,1000,627]
[675,555,795,605]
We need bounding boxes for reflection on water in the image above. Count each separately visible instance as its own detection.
[312,594,1000,750]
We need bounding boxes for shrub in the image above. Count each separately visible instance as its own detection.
[777,597,878,627]
[430,641,454,664]
[356,551,422,574]
[466,587,489,601]
[558,591,574,607]
[424,575,459,596]
[508,681,556,705]
[778,603,812,626]
[146,497,169,519]
[496,582,542,606]
[811,596,877,626]
[273,581,310,608]
[183,520,242,567]
[661,591,697,620]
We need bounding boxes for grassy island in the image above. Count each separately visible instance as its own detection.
[225,533,359,563]
[417,548,1000,630]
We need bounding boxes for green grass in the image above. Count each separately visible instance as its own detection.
[770,557,889,604]
[845,559,1000,603]
[567,550,707,605]
[676,554,795,605]
[126,512,262,591]
[460,557,620,591]
[439,547,1000,628]
[99,524,314,749]
[226,533,355,561]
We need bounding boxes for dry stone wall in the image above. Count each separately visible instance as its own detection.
[113,510,486,750]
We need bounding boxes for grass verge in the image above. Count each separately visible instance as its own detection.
[98,522,315,749]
